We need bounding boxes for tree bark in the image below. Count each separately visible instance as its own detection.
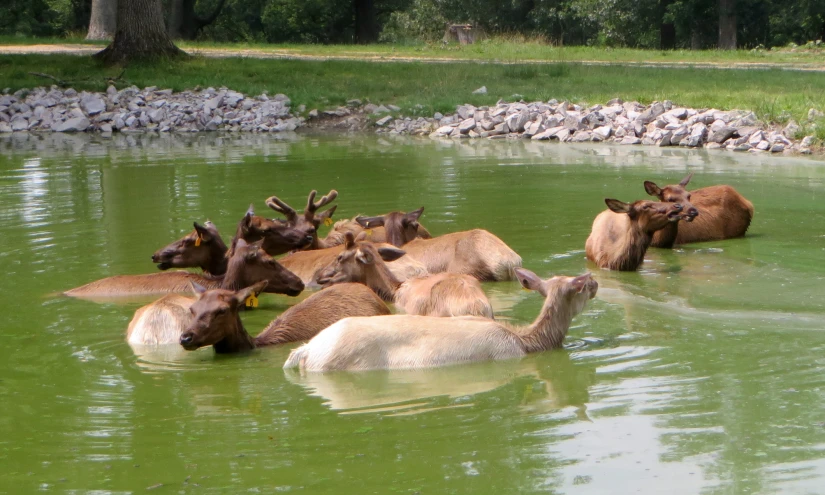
[86,0,117,40]
[167,0,228,40]
[659,0,675,49]
[718,0,737,50]
[353,0,378,44]
[94,0,185,65]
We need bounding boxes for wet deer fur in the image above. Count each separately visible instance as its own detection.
[265,189,339,250]
[277,238,428,287]
[225,204,314,259]
[283,268,597,371]
[585,199,684,271]
[152,221,229,275]
[355,210,521,281]
[317,233,493,318]
[176,282,390,352]
[644,173,754,248]
[68,239,304,298]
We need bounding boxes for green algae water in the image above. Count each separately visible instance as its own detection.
[1,133,825,495]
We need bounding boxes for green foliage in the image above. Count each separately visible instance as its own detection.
[5,0,825,49]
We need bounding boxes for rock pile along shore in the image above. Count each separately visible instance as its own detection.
[0,86,817,154]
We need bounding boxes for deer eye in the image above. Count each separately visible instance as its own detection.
[216,307,227,315]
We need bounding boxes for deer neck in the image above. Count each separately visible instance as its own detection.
[653,221,678,248]
[613,219,653,271]
[202,242,229,276]
[514,287,579,353]
[213,314,256,354]
[188,273,223,290]
[363,262,402,302]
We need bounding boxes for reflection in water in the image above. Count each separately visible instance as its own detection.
[2,133,825,494]
[284,351,594,417]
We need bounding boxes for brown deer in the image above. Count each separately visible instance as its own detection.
[352,207,430,247]
[283,268,597,371]
[322,208,432,248]
[152,221,229,275]
[278,239,428,288]
[585,199,685,271]
[67,239,304,300]
[265,189,339,250]
[352,209,521,280]
[644,173,754,248]
[316,233,493,318]
[225,204,315,258]
[176,282,390,352]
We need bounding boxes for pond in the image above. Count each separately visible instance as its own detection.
[1,132,825,494]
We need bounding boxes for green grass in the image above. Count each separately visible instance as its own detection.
[1,53,824,125]
[4,36,825,66]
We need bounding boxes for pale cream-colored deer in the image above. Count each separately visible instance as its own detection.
[283,268,597,371]
[316,232,493,318]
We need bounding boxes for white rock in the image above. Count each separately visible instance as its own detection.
[432,125,455,137]
[53,117,90,132]
[375,116,392,126]
[458,118,476,134]
[80,94,106,115]
[472,86,488,95]
[770,143,785,153]
[593,125,612,140]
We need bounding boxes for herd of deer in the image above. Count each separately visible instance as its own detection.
[64,173,753,372]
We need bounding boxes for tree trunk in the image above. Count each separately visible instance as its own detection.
[718,0,737,50]
[86,0,117,40]
[659,0,675,49]
[94,0,185,65]
[167,0,228,40]
[353,0,378,44]
[690,28,702,50]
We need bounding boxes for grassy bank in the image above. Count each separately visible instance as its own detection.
[1,53,824,131]
[4,35,825,67]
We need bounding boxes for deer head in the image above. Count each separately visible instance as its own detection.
[266,189,338,248]
[643,173,699,222]
[355,207,425,247]
[605,199,684,233]
[316,232,406,286]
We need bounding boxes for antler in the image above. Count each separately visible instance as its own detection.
[265,195,297,219]
[306,189,338,214]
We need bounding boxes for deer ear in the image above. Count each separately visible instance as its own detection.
[356,215,385,228]
[679,173,693,187]
[189,281,208,298]
[355,248,375,265]
[643,181,662,197]
[246,204,255,217]
[605,199,631,214]
[316,205,337,223]
[570,273,592,293]
[354,231,368,242]
[344,232,356,249]
[377,246,406,262]
[403,207,424,224]
[234,281,268,306]
[193,222,213,241]
[514,267,547,297]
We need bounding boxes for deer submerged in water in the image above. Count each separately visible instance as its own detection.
[317,232,493,318]
[283,268,597,371]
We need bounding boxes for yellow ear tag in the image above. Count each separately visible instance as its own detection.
[365,228,373,236]
[323,217,333,227]
[245,294,259,308]
[195,235,202,247]
[522,287,531,292]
